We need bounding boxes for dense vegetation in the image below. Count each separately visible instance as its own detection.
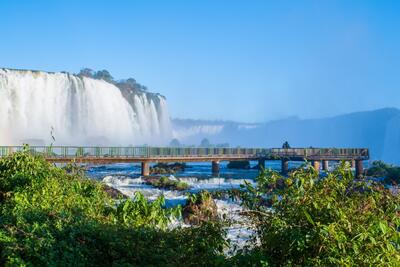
[0,148,225,266]
[367,160,400,184]
[145,176,190,191]
[77,68,149,93]
[231,163,400,266]
[183,191,218,225]
[0,149,399,266]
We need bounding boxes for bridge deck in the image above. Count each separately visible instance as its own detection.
[0,146,369,163]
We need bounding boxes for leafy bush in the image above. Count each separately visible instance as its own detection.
[231,163,400,266]
[367,160,400,184]
[115,192,181,228]
[146,176,190,191]
[1,148,399,266]
[0,148,226,266]
[183,191,219,225]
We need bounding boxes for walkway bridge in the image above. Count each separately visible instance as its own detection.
[0,146,369,177]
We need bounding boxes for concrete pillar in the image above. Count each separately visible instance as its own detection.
[350,159,356,168]
[258,159,265,170]
[312,160,320,174]
[141,162,150,176]
[322,160,329,171]
[281,159,289,176]
[212,161,220,175]
[355,160,363,178]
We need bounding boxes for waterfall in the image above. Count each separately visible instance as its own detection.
[0,68,172,145]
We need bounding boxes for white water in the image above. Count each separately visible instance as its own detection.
[101,174,257,253]
[0,69,171,145]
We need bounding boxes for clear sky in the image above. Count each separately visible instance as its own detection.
[1,0,399,122]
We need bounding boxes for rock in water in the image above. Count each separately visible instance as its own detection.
[182,191,218,225]
[227,161,251,169]
[150,162,186,174]
[102,184,127,199]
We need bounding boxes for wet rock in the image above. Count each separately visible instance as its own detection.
[150,162,186,174]
[143,176,190,191]
[102,184,127,199]
[182,191,218,225]
[252,164,264,170]
[227,161,250,169]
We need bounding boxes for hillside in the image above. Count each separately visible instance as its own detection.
[172,108,400,163]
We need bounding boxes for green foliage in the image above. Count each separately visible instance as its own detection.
[1,147,399,266]
[148,176,190,191]
[77,68,149,92]
[176,181,190,191]
[0,146,52,200]
[367,160,400,184]
[115,192,181,228]
[186,191,214,206]
[0,148,226,266]
[183,191,219,225]
[93,70,114,83]
[231,162,400,266]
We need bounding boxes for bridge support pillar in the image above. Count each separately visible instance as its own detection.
[281,159,289,176]
[258,159,265,170]
[350,159,356,168]
[355,160,363,178]
[141,162,150,176]
[322,160,329,171]
[212,161,220,176]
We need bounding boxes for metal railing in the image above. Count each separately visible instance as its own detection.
[270,148,369,158]
[0,146,369,159]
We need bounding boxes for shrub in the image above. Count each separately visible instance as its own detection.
[0,148,226,266]
[367,160,400,184]
[147,176,190,191]
[183,191,219,225]
[232,163,400,266]
[2,148,399,266]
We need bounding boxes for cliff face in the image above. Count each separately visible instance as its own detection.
[0,68,172,146]
[173,108,400,163]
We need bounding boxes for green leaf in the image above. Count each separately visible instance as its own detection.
[303,209,315,226]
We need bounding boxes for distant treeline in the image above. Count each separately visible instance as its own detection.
[170,138,230,148]
[77,68,149,93]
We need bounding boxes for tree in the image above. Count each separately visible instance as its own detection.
[94,70,114,83]
[232,163,400,265]
[125,78,137,87]
[282,141,291,149]
[169,138,181,147]
[200,138,211,147]
[78,68,94,78]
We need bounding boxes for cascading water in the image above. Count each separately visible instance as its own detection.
[0,68,172,145]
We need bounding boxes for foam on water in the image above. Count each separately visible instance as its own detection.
[102,175,188,204]
[101,173,257,252]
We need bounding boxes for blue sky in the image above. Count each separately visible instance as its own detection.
[1,0,400,122]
